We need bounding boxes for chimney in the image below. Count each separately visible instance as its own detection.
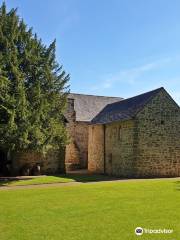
[66,98,76,122]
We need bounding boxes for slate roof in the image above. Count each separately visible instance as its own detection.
[68,93,123,122]
[91,87,164,124]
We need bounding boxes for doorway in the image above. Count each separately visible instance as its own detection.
[0,149,10,176]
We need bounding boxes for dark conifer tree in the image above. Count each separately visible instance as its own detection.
[0,2,69,153]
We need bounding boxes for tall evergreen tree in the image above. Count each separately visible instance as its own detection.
[0,2,69,153]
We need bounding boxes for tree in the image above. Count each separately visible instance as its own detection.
[0,2,70,154]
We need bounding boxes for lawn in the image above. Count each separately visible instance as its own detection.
[0,175,73,186]
[0,174,112,186]
[0,178,179,240]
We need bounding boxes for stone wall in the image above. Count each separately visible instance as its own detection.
[134,89,180,177]
[65,98,79,170]
[65,121,89,169]
[65,141,80,169]
[75,122,89,168]
[88,124,104,173]
[12,149,65,175]
[65,98,89,169]
[88,121,135,176]
[105,120,135,177]
[88,89,180,178]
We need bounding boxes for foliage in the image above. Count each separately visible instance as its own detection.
[0,2,69,153]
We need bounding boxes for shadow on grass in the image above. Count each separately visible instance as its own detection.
[61,173,118,183]
[0,173,119,187]
[0,177,34,186]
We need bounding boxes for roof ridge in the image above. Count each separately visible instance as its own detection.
[105,87,164,107]
[91,87,165,125]
[68,92,123,99]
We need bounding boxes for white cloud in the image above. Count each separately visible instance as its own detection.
[93,57,173,90]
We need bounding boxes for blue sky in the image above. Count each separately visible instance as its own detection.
[2,0,180,103]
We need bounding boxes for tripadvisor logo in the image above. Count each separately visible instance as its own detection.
[135,227,173,236]
[135,227,143,236]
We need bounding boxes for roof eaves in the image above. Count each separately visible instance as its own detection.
[90,116,134,125]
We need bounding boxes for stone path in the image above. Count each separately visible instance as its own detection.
[0,177,179,191]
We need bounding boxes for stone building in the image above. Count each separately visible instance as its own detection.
[1,87,179,177]
[0,148,65,176]
[88,87,180,177]
[65,93,122,170]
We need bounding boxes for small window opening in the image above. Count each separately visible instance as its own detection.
[118,126,122,140]
[161,120,164,125]
[108,153,112,164]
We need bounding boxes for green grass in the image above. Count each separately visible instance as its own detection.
[0,178,180,240]
[0,174,112,186]
[0,175,73,186]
